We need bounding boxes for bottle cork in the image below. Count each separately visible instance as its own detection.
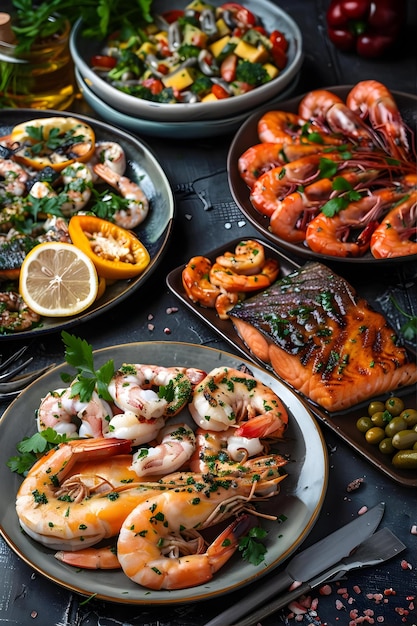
[0,13,16,44]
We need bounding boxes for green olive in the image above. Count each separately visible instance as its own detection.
[384,416,408,437]
[392,430,417,450]
[400,408,417,427]
[370,411,388,428]
[385,396,405,416]
[365,426,385,445]
[392,449,417,470]
[356,416,373,432]
[379,437,395,455]
[368,401,385,416]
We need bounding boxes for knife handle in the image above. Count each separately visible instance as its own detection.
[230,581,312,626]
[203,571,295,626]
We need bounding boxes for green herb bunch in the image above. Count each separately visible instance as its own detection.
[9,0,154,54]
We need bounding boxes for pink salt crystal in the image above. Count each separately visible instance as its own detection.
[347,477,364,492]
[358,505,368,515]
[400,559,412,570]
[376,617,385,623]
[147,323,154,331]
[319,584,332,595]
[410,525,417,535]
[350,609,359,618]
[336,599,345,610]
[353,585,362,594]
[288,600,308,614]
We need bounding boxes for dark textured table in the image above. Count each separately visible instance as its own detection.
[1,1,416,625]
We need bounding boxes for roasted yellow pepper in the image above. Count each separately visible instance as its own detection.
[10,117,96,172]
[68,215,150,280]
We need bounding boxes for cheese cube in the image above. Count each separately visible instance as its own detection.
[215,18,231,38]
[234,40,269,63]
[209,35,231,58]
[137,42,157,59]
[162,67,195,91]
[201,92,218,102]
[263,63,280,79]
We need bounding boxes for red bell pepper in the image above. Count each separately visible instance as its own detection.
[326,0,406,58]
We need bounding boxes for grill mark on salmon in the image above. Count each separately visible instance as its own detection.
[230,262,417,412]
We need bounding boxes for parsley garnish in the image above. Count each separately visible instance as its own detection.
[321,177,363,217]
[7,428,69,476]
[60,331,114,402]
[390,296,417,341]
[238,526,268,566]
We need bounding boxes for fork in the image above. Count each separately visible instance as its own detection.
[0,346,55,399]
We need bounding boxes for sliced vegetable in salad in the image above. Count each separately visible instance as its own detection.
[90,1,290,104]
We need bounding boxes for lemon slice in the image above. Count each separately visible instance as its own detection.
[19,242,99,317]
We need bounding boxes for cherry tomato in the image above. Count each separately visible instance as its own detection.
[221,3,257,27]
[270,30,289,53]
[90,55,117,70]
[162,10,184,24]
[212,83,230,99]
[270,45,287,70]
[142,78,164,95]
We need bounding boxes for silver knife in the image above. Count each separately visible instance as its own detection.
[203,501,385,626]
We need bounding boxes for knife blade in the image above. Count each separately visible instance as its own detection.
[203,501,385,626]
[230,527,405,626]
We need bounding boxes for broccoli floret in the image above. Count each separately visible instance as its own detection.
[235,60,270,86]
[108,50,145,80]
[117,84,177,104]
[190,74,213,96]
[177,44,201,60]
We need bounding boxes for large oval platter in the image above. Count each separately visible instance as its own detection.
[0,110,174,340]
[0,341,327,605]
[227,86,417,265]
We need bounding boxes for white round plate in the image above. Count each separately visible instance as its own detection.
[0,342,327,605]
[0,111,174,340]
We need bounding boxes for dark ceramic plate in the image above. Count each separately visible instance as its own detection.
[167,239,417,487]
[0,342,327,604]
[0,109,174,340]
[227,86,417,265]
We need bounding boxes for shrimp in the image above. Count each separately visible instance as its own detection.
[15,437,171,551]
[28,180,57,201]
[0,159,28,197]
[189,366,288,438]
[106,412,166,446]
[346,80,410,160]
[108,364,204,422]
[325,102,383,150]
[215,240,266,275]
[130,423,196,477]
[116,486,259,589]
[214,290,240,320]
[238,142,288,188]
[182,256,221,308]
[0,291,40,331]
[55,545,120,570]
[189,427,288,480]
[93,162,149,228]
[37,384,113,438]
[370,191,417,258]
[59,161,93,215]
[209,258,280,293]
[249,154,341,217]
[269,192,318,243]
[257,110,342,145]
[298,89,344,124]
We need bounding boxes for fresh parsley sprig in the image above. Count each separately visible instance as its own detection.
[7,428,69,476]
[238,526,268,566]
[60,331,114,402]
[390,296,417,341]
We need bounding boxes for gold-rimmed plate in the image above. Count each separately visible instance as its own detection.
[0,341,327,604]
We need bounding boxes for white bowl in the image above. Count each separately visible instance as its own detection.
[75,67,300,139]
[70,0,303,123]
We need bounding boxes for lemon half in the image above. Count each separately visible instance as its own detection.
[19,242,99,317]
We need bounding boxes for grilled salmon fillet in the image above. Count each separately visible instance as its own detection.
[230,262,417,412]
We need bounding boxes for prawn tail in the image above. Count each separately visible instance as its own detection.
[236,411,288,439]
[55,545,121,570]
[207,513,256,573]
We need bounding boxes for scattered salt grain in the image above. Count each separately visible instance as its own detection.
[185,214,192,220]
[319,584,332,596]
[147,313,154,321]
[358,505,368,515]
[400,559,412,570]
[238,220,246,227]
[163,327,171,335]
[353,585,362,594]
[410,525,417,535]
[147,323,154,332]
[166,307,178,314]
[224,222,232,229]
[335,599,345,611]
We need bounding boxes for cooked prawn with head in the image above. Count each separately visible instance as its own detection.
[93,162,149,228]
[59,161,93,216]
[116,484,259,589]
[370,190,417,258]
[15,437,170,551]
[298,89,344,124]
[346,80,410,161]
[257,110,343,145]
[189,366,288,438]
